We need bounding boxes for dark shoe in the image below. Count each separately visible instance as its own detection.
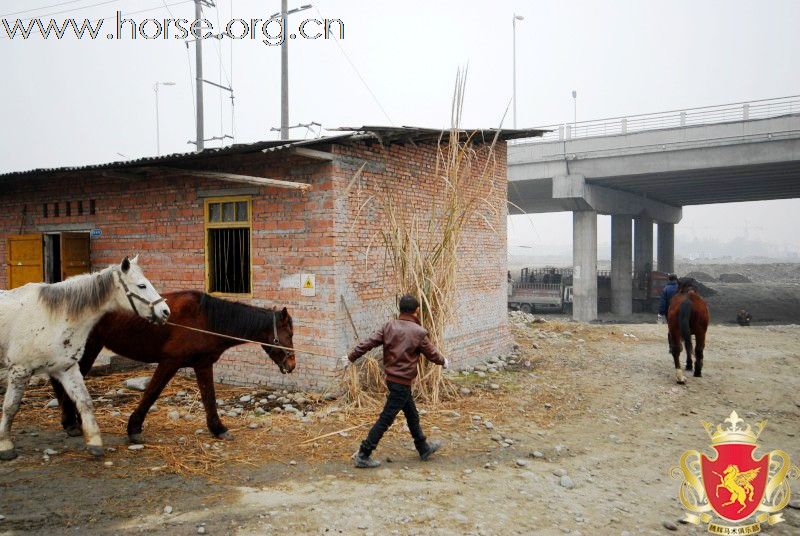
[353,453,381,468]
[419,440,442,461]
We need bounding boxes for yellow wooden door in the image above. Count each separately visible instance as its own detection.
[6,234,43,289]
[60,232,90,280]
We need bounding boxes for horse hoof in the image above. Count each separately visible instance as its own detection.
[694,372,702,378]
[128,434,144,445]
[676,378,686,385]
[216,431,234,441]
[685,365,693,371]
[65,426,83,437]
[87,445,105,457]
[0,449,18,461]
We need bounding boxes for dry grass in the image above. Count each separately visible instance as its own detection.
[341,69,505,405]
[7,369,517,480]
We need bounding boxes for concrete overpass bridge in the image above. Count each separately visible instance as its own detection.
[508,95,800,321]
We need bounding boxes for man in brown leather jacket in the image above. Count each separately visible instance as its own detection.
[342,294,448,468]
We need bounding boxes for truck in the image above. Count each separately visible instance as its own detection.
[508,268,573,314]
[509,267,660,314]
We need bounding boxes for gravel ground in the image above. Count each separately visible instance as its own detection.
[1,319,799,535]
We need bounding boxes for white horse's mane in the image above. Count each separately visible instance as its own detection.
[38,265,117,317]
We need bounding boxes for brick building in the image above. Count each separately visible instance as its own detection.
[0,127,542,390]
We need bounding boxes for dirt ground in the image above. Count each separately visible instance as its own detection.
[1,319,799,536]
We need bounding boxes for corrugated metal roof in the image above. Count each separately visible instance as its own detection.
[0,126,546,181]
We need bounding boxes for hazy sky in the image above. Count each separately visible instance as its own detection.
[1,0,799,251]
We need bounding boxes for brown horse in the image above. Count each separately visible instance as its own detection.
[51,290,295,443]
[667,279,710,384]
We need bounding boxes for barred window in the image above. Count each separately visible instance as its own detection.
[205,197,251,295]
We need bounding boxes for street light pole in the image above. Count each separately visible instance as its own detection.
[512,13,524,129]
[278,3,313,140]
[572,89,577,130]
[154,82,176,156]
[280,0,289,140]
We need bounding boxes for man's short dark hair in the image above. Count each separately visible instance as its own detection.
[399,294,420,314]
[668,274,678,281]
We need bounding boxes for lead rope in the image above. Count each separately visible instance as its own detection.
[164,321,334,358]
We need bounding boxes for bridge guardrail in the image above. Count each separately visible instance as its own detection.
[512,95,800,144]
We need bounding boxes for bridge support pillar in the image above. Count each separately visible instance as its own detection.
[572,210,598,322]
[611,215,632,315]
[657,223,675,273]
[634,217,654,275]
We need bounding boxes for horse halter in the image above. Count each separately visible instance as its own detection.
[115,269,166,322]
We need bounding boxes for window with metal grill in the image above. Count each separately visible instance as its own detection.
[205,197,251,295]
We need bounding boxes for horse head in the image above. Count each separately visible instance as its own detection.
[677,277,698,294]
[114,255,171,324]
[260,306,296,374]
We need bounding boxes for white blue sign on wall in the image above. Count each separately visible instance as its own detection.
[90,228,102,239]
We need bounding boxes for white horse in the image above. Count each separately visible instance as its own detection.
[0,255,170,460]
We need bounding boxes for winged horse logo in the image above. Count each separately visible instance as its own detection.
[713,464,761,513]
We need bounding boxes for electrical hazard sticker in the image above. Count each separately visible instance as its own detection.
[301,274,316,296]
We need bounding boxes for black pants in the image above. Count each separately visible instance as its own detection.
[360,381,426,456]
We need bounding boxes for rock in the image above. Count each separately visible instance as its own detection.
[515,459,529,467]
[128,444,145,451]
[124,377,150,391]
[294,396,307,405]
[484,421,494,430]
[459,388,472,396]
[163,505,173,515]
[0,515,4,521]
[248,423,259,429]
[240,395,252,403]
[45,399,59,409]
[476,371,486,378]
[553,468,567,477]
[475,364,488,372]
[490,434,503,442]
[489,383,500,390]
[197,527,206,534]
[43,448,58,456]
[255,407,266,415]
[289,460,297,466]
[530,451,544,459]
[104,461,114,467]
[662,520,678,531]
[111,410,121,417]
[149,404,158,412]
[544,403,553,409]
[167,410,180,421]
[216,399,224,406]
[176,391,187,397]
[227,411,238,418]
[559,475,575,489]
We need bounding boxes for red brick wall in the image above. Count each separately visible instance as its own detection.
[0,140,511,390]
[331,140,512,368]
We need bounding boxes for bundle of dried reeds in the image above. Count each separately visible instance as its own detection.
[341,69,505,405]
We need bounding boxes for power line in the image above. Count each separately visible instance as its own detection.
[0,0,91,19]
[8,0,124,22]
[313,6,394,126]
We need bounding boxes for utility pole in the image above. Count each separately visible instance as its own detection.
[280,0,289,140]
[512,14,524,129]
[194,0,205,151]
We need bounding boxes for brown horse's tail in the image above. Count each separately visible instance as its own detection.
[679,297,693,358]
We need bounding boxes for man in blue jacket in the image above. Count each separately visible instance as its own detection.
[658,274,679,322]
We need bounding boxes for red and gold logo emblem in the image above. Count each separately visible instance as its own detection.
[672,411,799,534]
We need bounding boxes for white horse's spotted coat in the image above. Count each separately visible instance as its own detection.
[0,257,170,458]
